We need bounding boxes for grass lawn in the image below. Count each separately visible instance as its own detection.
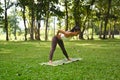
[0,40,120,80]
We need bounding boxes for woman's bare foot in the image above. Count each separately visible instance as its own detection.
[67,58,71,61]
[49,60,52,64]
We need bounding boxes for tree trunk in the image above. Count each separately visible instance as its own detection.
[35,20,41,40]
[108,23,112,38]
[4,0,9,41]
[80,16,88,40]
[45,16,48,41]
[14,5,17,40]
[112,28,115,39]
[35,26,38,40]
[14,19,17,40]
[30,4,34,40]
[79,32,84,40]
[112,21,116,39]
[37,21,40,40]
[103,17,108,39]
[22,6,27,41]
[99,20,103,38]
[91,21,94,40]
[86,21,89,40]
[45,2,49,41]
[103,0,112,39]
[65,0,68,31]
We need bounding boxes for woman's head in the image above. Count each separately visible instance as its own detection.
[70,26,80,32]
[74,26,80,31]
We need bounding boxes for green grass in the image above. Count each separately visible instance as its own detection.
[0,40,120,80]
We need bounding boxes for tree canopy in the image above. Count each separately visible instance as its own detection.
[0,0,120,41]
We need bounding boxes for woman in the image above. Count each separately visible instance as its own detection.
[49,26,80,64]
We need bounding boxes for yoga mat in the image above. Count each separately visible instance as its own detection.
[40,58,82,66]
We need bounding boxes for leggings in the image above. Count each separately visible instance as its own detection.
[49,36,69,60]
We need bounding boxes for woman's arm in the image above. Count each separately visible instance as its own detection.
[57,30,66,35]
[57,30,80,38]
[65,31,80,37]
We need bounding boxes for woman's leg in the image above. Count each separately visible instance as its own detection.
[57,39,70,60]
[49,36,58,61]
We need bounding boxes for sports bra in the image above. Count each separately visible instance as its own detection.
[60,34,71,40]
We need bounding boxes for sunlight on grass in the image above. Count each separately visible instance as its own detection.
[0,48,12,54]
[75,43,102,48]
[76,43,94,46]
[21,41,50,48]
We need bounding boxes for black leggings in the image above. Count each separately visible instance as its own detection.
[49,36,69,60]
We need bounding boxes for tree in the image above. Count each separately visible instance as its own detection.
[34,0,44,40]
[0,2,4,29]
[110,0,120,38]
[27,0,35,40]
[103,0,112,39]
[95,0,119,39]
[44,1,49,41]
[8,15,21,40]
[18,0,28,41]
[64,0,68,31]
[43,0,62,41]
[4,0,9,41]
[4,0,14,41]
[2,0,120,41]
[0,2,3,15]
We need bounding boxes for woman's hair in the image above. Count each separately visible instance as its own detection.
[70,25,80,32]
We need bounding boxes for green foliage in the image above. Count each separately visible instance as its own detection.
[0,2,3,15]
[1,0,120,40]
[8,15,21,34]
[0,40,120,80]
[0,2,4,28]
